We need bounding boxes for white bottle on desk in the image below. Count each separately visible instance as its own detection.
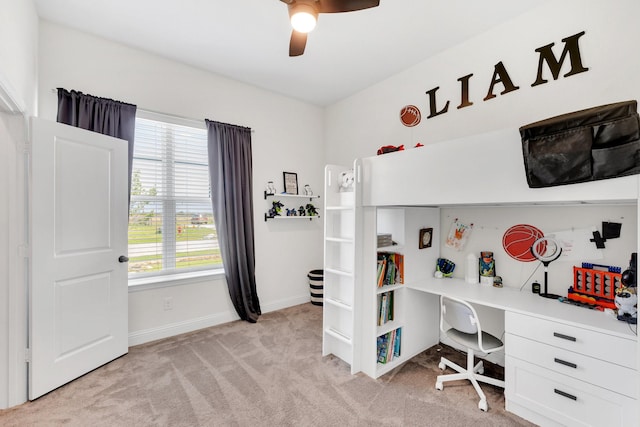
[465,252,479,284]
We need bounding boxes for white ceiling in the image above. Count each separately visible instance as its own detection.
[34,0,542,106]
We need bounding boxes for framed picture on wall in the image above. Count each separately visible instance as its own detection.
[283,172,298,195]
[419,228,433,249]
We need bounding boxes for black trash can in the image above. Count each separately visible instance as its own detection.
[308,269,324,306]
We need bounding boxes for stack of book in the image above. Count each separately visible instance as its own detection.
[377,328,402,364]
[377,234,393,248]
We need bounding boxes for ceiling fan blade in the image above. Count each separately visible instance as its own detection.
[289,30,307,56]
[318,0,379,13]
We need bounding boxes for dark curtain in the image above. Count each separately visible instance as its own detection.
[56,88,137,205]
[206,119,261,323]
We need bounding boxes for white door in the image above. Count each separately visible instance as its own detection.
[29,118,129,400]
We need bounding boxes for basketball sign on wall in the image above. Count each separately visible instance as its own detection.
[400,105,421,127]
[502,224,545,262]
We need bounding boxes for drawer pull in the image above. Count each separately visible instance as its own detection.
[554,358,577,369]
[554,388,577,401]
[553,332,576,342]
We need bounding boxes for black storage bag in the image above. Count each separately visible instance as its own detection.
[520,100,640,188]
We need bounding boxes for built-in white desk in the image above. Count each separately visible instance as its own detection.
[408,279,637,340]
[407,279,638,427]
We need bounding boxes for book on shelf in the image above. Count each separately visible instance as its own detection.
[376,257,387,288]
[385,260,395,285]
[380,331,395,363]
[377,334,388,363]
[394,328,402,358]
[377,291,394,326]
[378,293,386,326]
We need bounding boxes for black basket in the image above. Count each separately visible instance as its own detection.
[308,269,324,306]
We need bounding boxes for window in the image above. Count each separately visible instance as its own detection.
[128,111,222,279]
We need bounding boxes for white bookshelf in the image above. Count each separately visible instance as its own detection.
[360,206,441,378]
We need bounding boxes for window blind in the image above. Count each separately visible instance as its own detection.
[128,114,222,277]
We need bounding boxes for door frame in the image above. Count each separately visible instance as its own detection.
[0,75,29,410]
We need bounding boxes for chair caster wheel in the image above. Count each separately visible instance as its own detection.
[478,400,488,411]
[438,362,445,370]
[435,382,443,391]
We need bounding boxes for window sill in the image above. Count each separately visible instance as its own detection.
[128,269,225,292]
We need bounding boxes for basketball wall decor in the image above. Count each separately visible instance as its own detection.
[502,224,545,262]
[400,105,421,127]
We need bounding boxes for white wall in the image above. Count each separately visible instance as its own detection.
[0,0,38,410]
[38,21,326,344]
[0,0,38,114]
[325,0,640,164]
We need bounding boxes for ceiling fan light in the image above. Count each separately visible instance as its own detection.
[290,4,317,33]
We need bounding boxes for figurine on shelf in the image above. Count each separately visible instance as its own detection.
[303,184,313,196]
[615,286,638,324]
[265,181,276,196]
[306,203,318,216]
[339,170,355,192]
[268,200,284,217]
[298,205,306,216]
[286,208,297,216]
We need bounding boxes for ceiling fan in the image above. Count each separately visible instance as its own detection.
[280,0,380,56]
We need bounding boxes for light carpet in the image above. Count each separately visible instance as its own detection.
[0,303,535,426]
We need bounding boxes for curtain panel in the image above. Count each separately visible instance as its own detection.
[206,119,261,323]
[56,88,137,204]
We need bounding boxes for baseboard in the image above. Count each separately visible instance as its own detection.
[128,312,237,346]
[260,294,311,314]
[128,294,311,347]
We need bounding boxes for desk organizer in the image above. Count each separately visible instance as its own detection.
[569,264,622,309]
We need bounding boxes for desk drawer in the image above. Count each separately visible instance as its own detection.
[507,333,637,398]
[506,312,636,369]
[506,356,637,427]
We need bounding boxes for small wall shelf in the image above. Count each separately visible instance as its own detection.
[264,192,321,221]
[264,213,320,222]
[264,191,320,201]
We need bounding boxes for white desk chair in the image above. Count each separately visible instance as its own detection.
[435,295,505,411]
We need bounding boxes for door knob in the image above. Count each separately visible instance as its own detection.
[118,255,129,263]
